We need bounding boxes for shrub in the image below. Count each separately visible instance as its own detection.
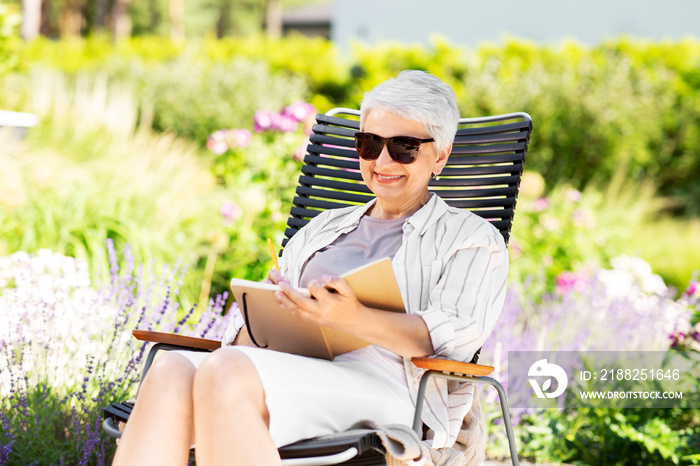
[509,170,699,293]
[203,101,315,296]
[0,245,228,464]
[9,36,700,210]
[111,55,309,144]
[0,71,233,310]
[347,38,700,213]
[0,4,20,77]
[480,257,700,464]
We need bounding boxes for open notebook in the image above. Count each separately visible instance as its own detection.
[229,257,405,360]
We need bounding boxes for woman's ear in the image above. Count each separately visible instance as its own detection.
[434,143,452,174]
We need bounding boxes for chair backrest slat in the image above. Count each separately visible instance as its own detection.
[452,142,528,156]
[302,165,364,182]
[282,109,532,249]
[296,185,375,204]
[441,163,523,176]
[446,153,525,165]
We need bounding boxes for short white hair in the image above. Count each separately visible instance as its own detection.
[360,70,459,155]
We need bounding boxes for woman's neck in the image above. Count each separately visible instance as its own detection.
[368,191,431,220]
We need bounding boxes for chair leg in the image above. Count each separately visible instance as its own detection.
[473,376,519,466]
[413,371,519,466]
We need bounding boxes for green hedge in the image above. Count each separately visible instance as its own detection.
[7,35,700,213]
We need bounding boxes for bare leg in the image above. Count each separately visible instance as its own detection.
[193,347,281,466]
[112,352,196,466]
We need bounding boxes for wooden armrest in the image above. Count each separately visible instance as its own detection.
[410,357,494,377]
[132,330,222,351]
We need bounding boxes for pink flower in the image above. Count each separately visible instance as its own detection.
[273,114,299,133]
[282,102,316,122]
[254,110,278,132]
[206,130,228,155]
[686,281,700,297]
[207,128,251,153]
[220,201,242,225]
[565,188,582,203]
[229,128,251,148]
[555,271,589,295]
[533,197,550,212]
[572,208,596,228]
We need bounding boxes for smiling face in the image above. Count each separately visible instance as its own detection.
[360,108,450,219]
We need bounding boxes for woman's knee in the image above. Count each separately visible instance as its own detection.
[140,352,196,397]
[193,348,264,406]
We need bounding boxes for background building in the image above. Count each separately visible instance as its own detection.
[323,0,700,48]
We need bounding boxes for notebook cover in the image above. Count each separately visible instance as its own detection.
[229,257,405,360]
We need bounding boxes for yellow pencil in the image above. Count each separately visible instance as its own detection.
[267,238,280,271]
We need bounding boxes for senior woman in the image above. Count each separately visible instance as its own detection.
[113,70,508,466]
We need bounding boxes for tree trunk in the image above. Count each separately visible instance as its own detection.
[39,0,56,37]
[92,0,109,33]
[264,0,282,38]
[59,0,84,38]
[215,0,232,39]
[21,0,43,40]
[111,0,132,40]
[169,0,185,40]
[149,0,162,34]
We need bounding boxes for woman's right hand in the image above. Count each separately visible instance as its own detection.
[263,269,289,286]
[235,269,289,347]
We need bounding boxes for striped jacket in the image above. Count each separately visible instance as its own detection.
[280,193,509,448]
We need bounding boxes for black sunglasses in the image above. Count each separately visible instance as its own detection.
[354,132,434,164]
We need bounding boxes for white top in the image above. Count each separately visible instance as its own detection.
[224,193,509,448]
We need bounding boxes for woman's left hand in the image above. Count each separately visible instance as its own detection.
[276,276,434,358]
[275,276,366,332]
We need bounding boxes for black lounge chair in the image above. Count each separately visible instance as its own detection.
[103,108,533,466]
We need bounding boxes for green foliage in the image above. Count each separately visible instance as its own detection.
[348,37,700,214]
[206,127,309,297]
[1,34,699,464]
[17,36,317,144]
[509,407,700,466]
[0,71,308,306]
[200,34,350,110]
[0,3,21,76]
[138,57,307,144]
[0,72,232,309]
[508,169,698,292]
[489,352,700,463]
[14,35,700,213]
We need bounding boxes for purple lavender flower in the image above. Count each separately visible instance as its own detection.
[0,244,228,463]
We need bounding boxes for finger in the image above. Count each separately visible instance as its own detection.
[267,269,291,286]
[307,279,335,299]
[278,282,313,305]
[275,290,299,314]
[321,276,354,296]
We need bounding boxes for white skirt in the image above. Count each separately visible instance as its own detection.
[174,345,415,447]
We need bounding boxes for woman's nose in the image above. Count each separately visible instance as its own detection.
[375,144,396,167]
